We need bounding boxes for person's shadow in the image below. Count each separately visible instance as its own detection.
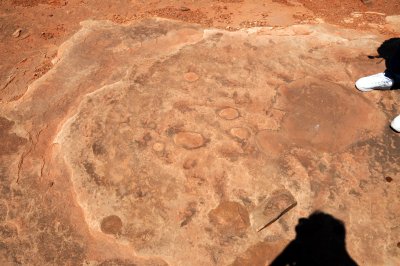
[270,212,358,266]
[368,37,400,90]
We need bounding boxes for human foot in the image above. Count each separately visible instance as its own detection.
[390,114,400,132]
[355,72,394,92]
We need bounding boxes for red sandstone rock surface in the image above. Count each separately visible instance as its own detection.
[1,1,400,265]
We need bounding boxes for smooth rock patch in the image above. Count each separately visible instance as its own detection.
[218,107,240,120]
[173,131,205,149]
[100,215,123,235]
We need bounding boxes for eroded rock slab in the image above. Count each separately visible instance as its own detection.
[1,18,399,266]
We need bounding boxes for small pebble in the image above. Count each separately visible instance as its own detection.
[385,176,393,183]
[12,28,22,38]
[361,0,373,4]
[180,6,190,11]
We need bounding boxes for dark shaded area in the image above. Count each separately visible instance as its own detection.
[369,38,400,89]
[270,212,358,266]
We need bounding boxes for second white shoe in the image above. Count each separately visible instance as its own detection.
[391,114,400,132]
[355,72,394,92]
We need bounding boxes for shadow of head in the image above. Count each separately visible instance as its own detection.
[368,38,400,61]
[368,38,400,89]
[270,211,358,266]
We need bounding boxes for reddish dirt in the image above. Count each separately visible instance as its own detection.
[299,0,400,23]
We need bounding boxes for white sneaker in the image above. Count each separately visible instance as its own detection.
[391,114,400,132]
[355,72,394,92]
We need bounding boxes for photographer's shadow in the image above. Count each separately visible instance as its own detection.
[270,212,358,266]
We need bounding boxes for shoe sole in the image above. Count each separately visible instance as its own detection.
[390,122,400,133]
[355,84,373,92]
